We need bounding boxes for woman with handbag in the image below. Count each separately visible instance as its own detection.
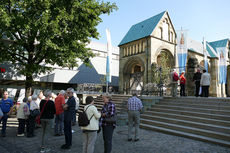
[100,94,116,153]
[81,96,101,153]
[39,90,56,153]
[27,95,39,137]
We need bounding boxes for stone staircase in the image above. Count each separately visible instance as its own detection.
[140,97,230,147]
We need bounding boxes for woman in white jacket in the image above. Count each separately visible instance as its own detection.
[17,97,30,136]
[81,96,101,153]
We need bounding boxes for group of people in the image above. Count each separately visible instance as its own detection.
[171,68,211,97]
[0,88,123,153]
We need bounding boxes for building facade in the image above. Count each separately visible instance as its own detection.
[118,11,230,97]
[0,41,119,93]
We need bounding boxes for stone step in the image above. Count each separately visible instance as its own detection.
[162,98,230,105]
[150,105,230,116]
[94,100,124,105]
[141,112,230,127]
[158,101,230,110]
[140,119,230,141]
[78,104,125,113]
[140,123,230,148]
[140,115,230,134]
[145,108,230,121]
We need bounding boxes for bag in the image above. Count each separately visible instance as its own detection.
[23,105,30,116]
[31,109,40,117]
[36,115,41,125]
[173,72,179,81]
[104,115,117,124]
[78,105,93,127]
[199,86,202,95]
[104,104,117,124]
[36,100,48,125]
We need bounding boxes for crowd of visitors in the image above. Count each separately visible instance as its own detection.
[0,88,119,153]
[171,68,211,97]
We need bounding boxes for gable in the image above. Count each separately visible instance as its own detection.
[152,12,176,41]
[119,11,166,46]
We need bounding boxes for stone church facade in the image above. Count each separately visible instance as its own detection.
[118,11,230,97]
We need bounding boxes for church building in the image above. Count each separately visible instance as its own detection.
[118,11,230,97]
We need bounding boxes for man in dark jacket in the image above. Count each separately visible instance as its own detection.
[193,69,202,97]
[61,88,76,149]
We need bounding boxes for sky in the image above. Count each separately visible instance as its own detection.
[92,0,230,47]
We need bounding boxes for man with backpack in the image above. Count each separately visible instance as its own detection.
[171,69,179,97]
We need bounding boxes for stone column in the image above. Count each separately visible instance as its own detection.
[227,65,230,96]
[209,58,218,97]
[186,57,197,96]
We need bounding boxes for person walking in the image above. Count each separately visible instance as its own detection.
[61,88,76,150]
[171,69,179,97]
[100,94,116,153]
[193,69,202,97]
[0,91,14,137]
[27,95,39,137]
[54,90,65,136]
[200,69,211,97]
[40,90,56,153]
[127,93,143,142]
[16,97,30,137]
[179,71,186,96]
[81,96,101,153]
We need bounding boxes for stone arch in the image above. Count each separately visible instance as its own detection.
[154,47,174,68]
[123,56,145,74]
[200,60,210,73]
[122,56,145,94]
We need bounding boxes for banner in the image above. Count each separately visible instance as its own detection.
[176,30,188,74]
[203,39,208,71]
[216,47,227,84]
[106,29,112,83]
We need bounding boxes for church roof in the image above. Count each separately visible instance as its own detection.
[119,11,166,46]
[208,38,229,52]
[206,43,218,58]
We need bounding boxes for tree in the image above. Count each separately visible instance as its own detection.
[0,0,117,96]
[152,52,171,86]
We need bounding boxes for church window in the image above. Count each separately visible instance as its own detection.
[163,19,169,41]
[133,45,135,54]
[123,48,126,56]
[137,44,140,53]
[129,46,131,55]
[170,32,173,42]
[159,27,163,39]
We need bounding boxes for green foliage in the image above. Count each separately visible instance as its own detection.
[151,52,171,85]
[0,0,117,80]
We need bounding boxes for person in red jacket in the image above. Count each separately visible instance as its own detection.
[180,71,186,96]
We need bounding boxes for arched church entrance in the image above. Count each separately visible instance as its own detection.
[154,50,174,85]
[123,57,145,94]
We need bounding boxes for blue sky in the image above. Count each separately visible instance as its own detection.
[92,0,230,47]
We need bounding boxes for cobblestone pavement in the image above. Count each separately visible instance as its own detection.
[0,117,230,153]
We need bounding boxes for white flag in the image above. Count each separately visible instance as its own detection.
[106,29,112,83]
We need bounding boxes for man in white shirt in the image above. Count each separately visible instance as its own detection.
[200,69,211,97]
